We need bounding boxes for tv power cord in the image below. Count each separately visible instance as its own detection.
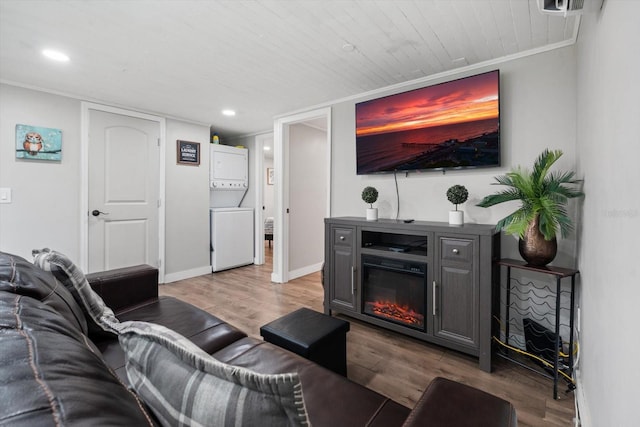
[393,170,400,220]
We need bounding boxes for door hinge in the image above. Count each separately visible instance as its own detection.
[157,259,162,268]
[157,138,161,147]
[157,199,161,208]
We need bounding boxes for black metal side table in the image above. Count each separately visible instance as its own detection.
[495,258,579,399]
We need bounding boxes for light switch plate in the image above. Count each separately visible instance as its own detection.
[0,188,12,203]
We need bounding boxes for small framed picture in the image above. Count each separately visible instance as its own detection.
[177,140,200,165]
[16,124,62,161]
[267,168,274,185]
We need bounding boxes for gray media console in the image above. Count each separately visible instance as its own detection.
[323,217,500,372]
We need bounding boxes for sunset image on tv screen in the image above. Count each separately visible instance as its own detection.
[356,70,500,174]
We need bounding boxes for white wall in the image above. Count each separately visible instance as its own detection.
[234,132,274,217]
[330,46,579,263]
[164,120,211,282]
[230,135,257,211]
[0,84,82,261]
[0,84,212,280]
[289,123,327,275]
[575,1,640,425]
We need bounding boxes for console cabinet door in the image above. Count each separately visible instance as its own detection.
[434,235,479,349]
[329,226,357,312]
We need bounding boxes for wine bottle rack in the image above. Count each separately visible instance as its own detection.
[494,259,579,400]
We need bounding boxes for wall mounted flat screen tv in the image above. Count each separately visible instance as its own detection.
[356,70,500,175]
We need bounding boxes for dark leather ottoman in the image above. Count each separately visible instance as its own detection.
[260,307,350,376]
[403,377,518,427]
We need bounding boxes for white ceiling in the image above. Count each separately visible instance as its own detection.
[0,0,577,137]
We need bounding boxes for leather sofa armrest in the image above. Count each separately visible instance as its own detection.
[402,377,517,427]
[86,265,159,315]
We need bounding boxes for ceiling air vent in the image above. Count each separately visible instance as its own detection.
[537,0,603,17]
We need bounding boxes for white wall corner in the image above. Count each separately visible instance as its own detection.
[288,262,324,281]
[163,265,212,284]
[574,368,591,427]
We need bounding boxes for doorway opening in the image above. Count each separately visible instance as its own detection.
[271,107,331,283]
[254,133,274,269]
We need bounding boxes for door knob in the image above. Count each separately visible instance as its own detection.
[91,209,109,217]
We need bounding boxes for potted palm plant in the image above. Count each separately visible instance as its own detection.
[361,186,379,221]
[477,149,584,266]
[447,185,469,225]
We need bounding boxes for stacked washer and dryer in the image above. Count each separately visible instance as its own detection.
[209,144,254,272]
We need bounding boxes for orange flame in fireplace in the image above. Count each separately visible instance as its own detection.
[365,300,424,326]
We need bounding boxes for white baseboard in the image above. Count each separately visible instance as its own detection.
[288,262,323,281]
[574,368,590,427]
[162,265,211,284]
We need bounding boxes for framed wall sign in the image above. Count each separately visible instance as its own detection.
[177,140,200,165]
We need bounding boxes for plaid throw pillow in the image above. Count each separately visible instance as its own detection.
[32,248,119,334]
[118,321,310,427]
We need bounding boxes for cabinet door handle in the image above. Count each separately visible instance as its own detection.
[452,248,459,254]
[340,236,345,241]
[351,266,356,295]
[433,280,438,316]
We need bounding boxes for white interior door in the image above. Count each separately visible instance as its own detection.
[88,110,160,272]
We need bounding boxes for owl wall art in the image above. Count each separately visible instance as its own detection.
[16,124,62,161]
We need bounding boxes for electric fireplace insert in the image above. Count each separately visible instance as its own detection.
[361,254,427,331]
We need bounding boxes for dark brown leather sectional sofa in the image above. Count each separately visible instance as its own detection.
[0,251,517,426]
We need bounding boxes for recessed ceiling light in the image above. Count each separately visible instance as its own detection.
[263,146,271,151]
[42,49,70,62]
[222,109,236,117]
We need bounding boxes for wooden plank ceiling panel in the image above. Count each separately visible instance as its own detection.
[408,2,451,73]
[379,1,437,81]
[0,0,581,135]
[510,0,535,52]
[468,0,507,60]
[322,2,398,90]
[490,0,520,56]
[398,1,445,75]
[529,0,552,46]
[450,1,493,65]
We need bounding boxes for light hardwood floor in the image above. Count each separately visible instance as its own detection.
[160,245,575,427]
